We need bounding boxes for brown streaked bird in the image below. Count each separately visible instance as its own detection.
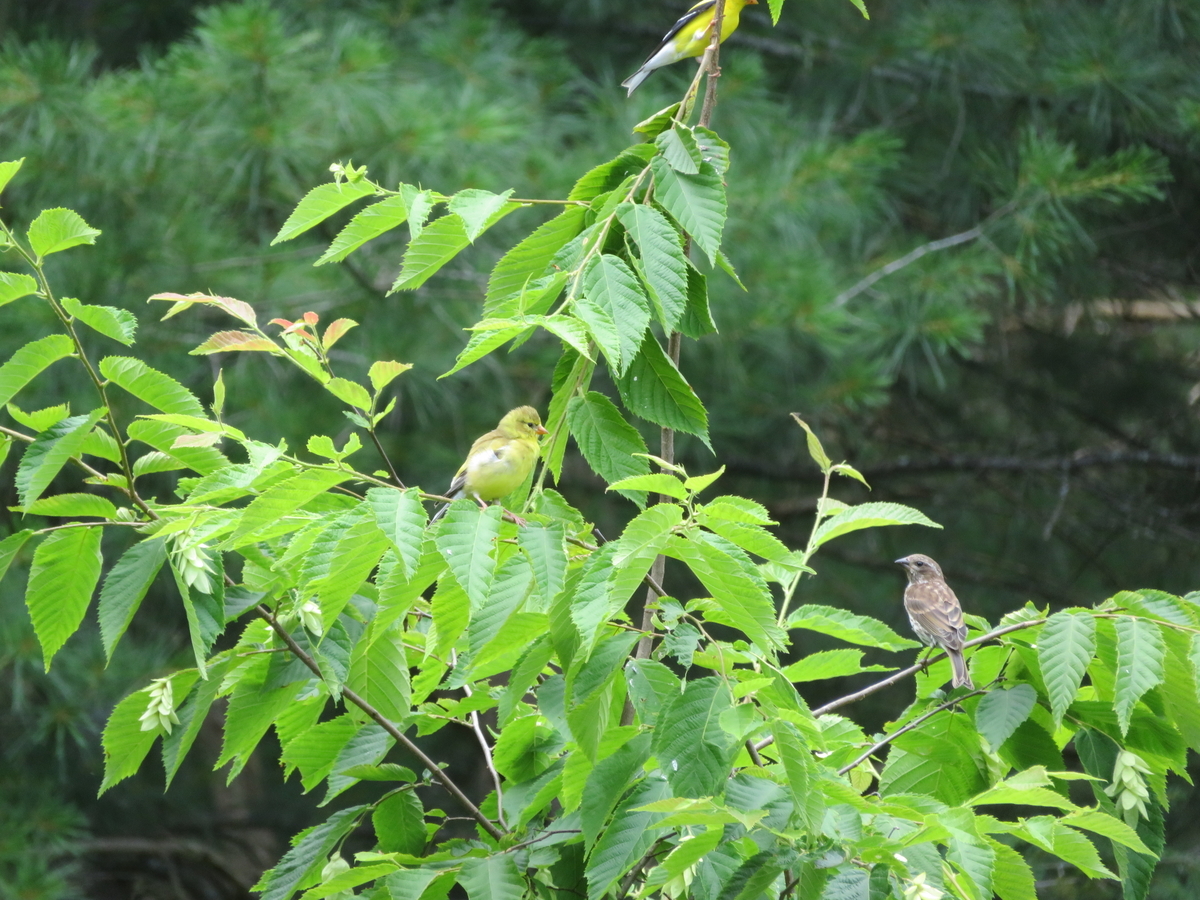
[895,553,973,689]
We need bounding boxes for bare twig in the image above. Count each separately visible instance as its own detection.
[753,617,1047,753]
[455,651,507,829]
[837,689,987,776]
[832,226,983,307]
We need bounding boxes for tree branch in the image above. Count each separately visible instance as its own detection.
[836,688,987,776]
[832,226,983,307]
[753,617,1047,753]
[255,605,504,840]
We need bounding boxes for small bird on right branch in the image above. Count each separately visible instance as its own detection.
[895,553,974,689]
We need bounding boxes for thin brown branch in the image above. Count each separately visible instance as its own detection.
[699,0,727,127]
[367,429,406,488]
[837,689,987,776]
[753,617,1048,753]
[255,605,503,840]
[831,227,983,307]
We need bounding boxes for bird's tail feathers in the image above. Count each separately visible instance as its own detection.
[950,650,973,689]
[621,68,652,95]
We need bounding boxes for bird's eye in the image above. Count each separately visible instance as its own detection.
[915,561,926,567]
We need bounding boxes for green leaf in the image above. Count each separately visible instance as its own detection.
[101,678,185,793]
[632,104,681,139]
[254,806,368,900]
[373,791,425,855]
[586,775,669,900]
[8,401,69,432]
[16,408,107,506]
[367,487,426,578]
[449,188,518,241]
[492,712,561,783]
[368,359,412,393]
[317,508,392,628]
[100,356,205,417]
[608,473,688,501]
[300,864,399,900]
[23,492,118,518]
[811,501,942,548]
[0,158,24,194]
[392,204,519,292]
[133,450,184,476]
[618,204,688,332]
[1039,611,1096,724]
[987,839,1036,900]
[27,207,101,258]
[567,392,650,505]
[656,127,703,174]
[435,503,501,611]
[170,555,223,678]
[272,180,376,244]
[459,854,525,900]
[1014,818,1115,879]
[227,468,350,547]
[878,711,986,805]
[581,732,653,848]
[61,297,137,345]
[650,156,726,264]
[26,525,103,670]
[679,265,717,338]
[485,207,587,316]
[781,649,892,682]
[1114,617,1165,735]
[348,622,410,724]
[468,555,533,661]
[280,714,358,790]
[519,521,568,605]
[577,254,651,378]
[0,271,39,307]
[316,195,408,264]
[975,684,1038,751]
[616,334,709,446]
[0,530,34,585]
[324,723,394,803]
[786,604,920,651]
[1060,809,1156,857]
[162,659,230,788]
[97,538,167,661]
[669,536,786,650]
[0,334,75,408]
[568,144,656,203]
[442,321,530,377]
[126,419,229,476]
[325,377,371,411]
[612,503,682,569]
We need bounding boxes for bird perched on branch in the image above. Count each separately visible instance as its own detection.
[621,0,758,96]
[430,406,547,522]
[895,554,974,688]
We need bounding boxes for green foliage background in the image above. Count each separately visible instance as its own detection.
[1,0,1199,897]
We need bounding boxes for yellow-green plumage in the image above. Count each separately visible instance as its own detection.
[621,0,757,96]
[432,406,546,519]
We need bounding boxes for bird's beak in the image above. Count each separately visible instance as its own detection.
[893,557,908,566]
[535,424,548,435]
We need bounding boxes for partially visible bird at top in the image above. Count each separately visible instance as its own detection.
[430,406,547,522]
[621,0,759,96]
[895,553,974,689]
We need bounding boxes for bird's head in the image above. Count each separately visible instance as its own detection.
[894,553,944,583]
[498,405,548,439]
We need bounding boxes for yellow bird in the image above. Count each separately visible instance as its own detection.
[431,406,547,521]
[622,0,758,96]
